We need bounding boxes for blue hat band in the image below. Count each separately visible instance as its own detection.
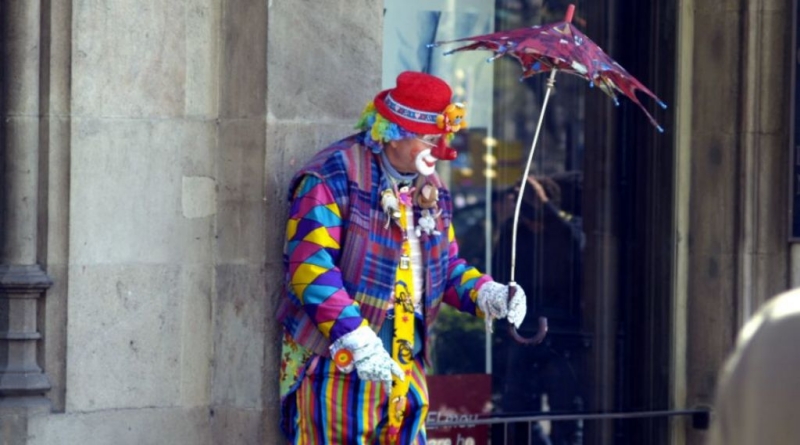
[385,93,440,124]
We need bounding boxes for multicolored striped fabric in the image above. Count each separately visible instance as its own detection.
[289,355,429,445]
[278,134,493,443]
[277,133,491,357]
[285,175,369,342]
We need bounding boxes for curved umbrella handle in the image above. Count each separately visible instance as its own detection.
[507,283,548,345]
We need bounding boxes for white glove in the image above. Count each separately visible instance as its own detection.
[329,326,404,392]
[476,281,527,333]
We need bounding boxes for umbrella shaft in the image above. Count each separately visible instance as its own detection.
[510,69,558,283]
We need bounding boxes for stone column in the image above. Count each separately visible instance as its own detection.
[0,0,52,409]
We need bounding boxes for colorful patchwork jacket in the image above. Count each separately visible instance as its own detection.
[276,133,490,357]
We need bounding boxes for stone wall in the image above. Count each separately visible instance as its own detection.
[679,1,793,444]
[4,1,796,444]
[0,0,382,444]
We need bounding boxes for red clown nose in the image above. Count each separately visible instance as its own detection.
[431,137,457,161]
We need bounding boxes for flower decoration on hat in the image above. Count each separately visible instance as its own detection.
[355,102,417,154]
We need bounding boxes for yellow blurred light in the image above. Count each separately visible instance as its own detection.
[460,167,474,177]
[483,137,498,147]
[482,154,497,166]
[484,168,497,179]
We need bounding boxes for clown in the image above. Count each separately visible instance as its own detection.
[278,71,527,444]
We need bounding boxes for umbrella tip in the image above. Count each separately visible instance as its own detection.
[657,125,665,133]
[613,98,620,107]
[443,50,456,56]
[565,4,576,23]
[426,43,438,49]
[589,81,594,88]
[659,100,668,109]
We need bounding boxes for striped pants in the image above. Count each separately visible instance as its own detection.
[286,355,429,444]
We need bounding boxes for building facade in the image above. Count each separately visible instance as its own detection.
[0,1,794,444]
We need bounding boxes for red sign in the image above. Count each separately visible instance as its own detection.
[427,374,492,445]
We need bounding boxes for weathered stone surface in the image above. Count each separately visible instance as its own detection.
[28,406,211,445]
[266,0,382,120]
[262,259,284,443]
[72,0,221,118]
[209,405,263,445]
[1,0,50,408]
[792,245,800,288]
[682,4,794,445]
[40,1,72,116]
[72,1,187,117]
[686,253,737,403]
[39,264,68,412]
[760,0,790,12]
[0,400,50,445]
[752,133,789,253]
[215,118,267,264]
[694,1,749,13]
[178,267,214,408]
[185,0,221,118]
[70,119,216,265]
[691,10,741,136]
[182,176,217,219]
[220,0,266,119]
[2,117,41,264]
[755,11,792,134]
[39,0,73,410]
[0,0,41,115]
[41,117,71,266]
[66,264,212,411]
[689,133,738,255]
[211,264,266,409]
[0,265,52,292]
[753,252,790,310]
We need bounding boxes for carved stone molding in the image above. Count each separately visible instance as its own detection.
[0,264,53,294]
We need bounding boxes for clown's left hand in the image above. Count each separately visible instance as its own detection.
[476,281,527,333]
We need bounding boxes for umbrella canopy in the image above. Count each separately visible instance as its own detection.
[429,5,667,345]
[429,7,667,131]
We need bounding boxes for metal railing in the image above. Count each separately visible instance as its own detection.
[426,408,711,445]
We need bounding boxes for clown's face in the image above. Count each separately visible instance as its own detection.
[386,137,439,176]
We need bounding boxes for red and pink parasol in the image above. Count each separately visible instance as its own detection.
[431,4,666,344]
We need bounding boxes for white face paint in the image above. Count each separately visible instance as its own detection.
[414,148,438,176]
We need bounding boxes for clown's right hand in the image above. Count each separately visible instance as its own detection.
[476,281,527,333]
[330,325,404,392]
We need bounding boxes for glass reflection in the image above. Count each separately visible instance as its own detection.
[381,1,637,444]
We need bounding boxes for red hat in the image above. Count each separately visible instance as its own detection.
[373,71,453,135]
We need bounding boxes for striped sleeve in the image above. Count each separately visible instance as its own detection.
[442,223,492,316]
[286,175,368,342]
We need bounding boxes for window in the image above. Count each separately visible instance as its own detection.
[383,1,676,443]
